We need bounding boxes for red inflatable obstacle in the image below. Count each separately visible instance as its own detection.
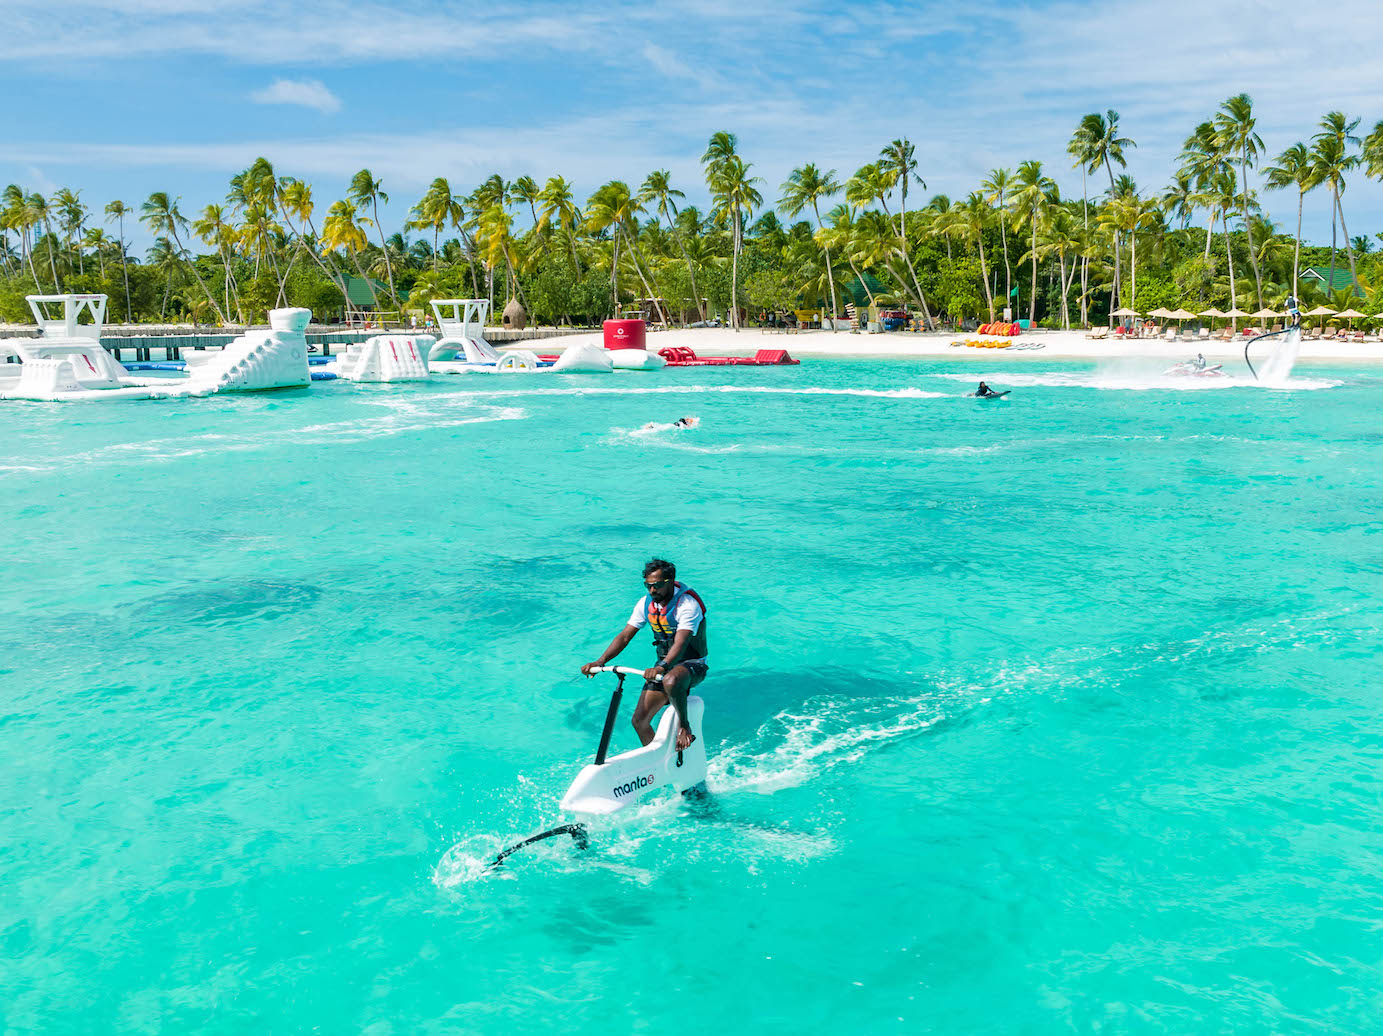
[603,318,647,350]
[657,346,800,367]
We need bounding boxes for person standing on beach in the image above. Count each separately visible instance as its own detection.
[581,558,708,750]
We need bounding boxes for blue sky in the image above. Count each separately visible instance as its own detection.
[4,0,1383,255]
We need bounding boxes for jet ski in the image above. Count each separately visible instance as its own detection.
[1164,360,1226,377]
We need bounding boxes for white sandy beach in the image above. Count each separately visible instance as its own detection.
[531,327,1383,364]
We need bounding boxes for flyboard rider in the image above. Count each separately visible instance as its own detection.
[581,558,708,751]
[1285,293,1301,328]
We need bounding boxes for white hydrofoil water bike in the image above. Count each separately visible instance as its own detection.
[488,666,708,867]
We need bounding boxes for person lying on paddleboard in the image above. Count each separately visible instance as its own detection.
[975,381,1000,397]
[581,557,707,751]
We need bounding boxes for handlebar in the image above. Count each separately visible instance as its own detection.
[588,665,647,677]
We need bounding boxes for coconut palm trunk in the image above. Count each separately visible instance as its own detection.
[1326,191,1338,297]
[810,200,840,333]
[1106,167,1122,323]
[1222,219,1238,330]
[976,237,994,320]
[171,230,227,325]
[1239,155,1264,310]
[621,226,669,324]
[665,210,701,322]
[369,197,397,305]
[731,211,742,330]
[1029,218,1038,324]
[1336,190,1358,294]
[1292,190,1303,298]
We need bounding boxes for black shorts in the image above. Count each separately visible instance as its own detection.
[647,659,708,690]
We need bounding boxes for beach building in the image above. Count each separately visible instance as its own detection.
[1300,266,1363,297]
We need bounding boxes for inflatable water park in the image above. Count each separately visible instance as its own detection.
[0,294,802,403]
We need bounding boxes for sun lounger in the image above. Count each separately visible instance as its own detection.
[1084,327,1109,339]
[1198,328,1210,339]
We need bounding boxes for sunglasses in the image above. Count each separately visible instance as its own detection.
[644,578,672,590]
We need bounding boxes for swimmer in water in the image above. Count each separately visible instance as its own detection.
[642,416,700,430]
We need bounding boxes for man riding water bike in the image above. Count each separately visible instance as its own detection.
[581,558,707,751]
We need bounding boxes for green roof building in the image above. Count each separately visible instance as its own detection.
[343,275,394,308]
[1301,266,1363,297]
[840,273,888,308]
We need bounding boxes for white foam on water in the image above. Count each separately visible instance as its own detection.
[936,370,1340,391]
[444,383,946,401]
[709,694,948,795]
[8,406,527,473]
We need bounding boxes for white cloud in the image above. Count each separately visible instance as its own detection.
[249,78,341,115]
[4,0,1383,243]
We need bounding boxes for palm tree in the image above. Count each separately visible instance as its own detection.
[956,192,996,321]
[1160,172,1196,230]
[1263,143,1315,299]
[54,188,86,275]
[348,169,397,305]
[6,184,43,290]
[1208,169,1241,317]
[780,163,843,331]
[1012,161,1057,323]
[845,162,934,328]
[320,199,377,307]
[508,176,541,233]
[1363,119,1383,180]
[878,137,933,326]
[82,227,109,280]
[1214,93,1266,310]
[29,193,61,290]
[538,175,584,279]
[192,203,242,322]
[411,178,464,273]
[823,203,875,305]
[706,153,763,330]
[586,181,664,321]
[104,199,134,320]
[1179,121,1227,259]
[141,191,229,325]
[1067,115,1103,325]
[146,236,182,319]
[927,195,953,259]
[1033,205,1083,329]
[1312,112,1361,301]
[1099,193,1158,313]
[641,170,702,322]
[981,168,1015,306]
[1084,110,1136,321]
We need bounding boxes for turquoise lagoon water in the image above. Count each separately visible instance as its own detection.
[3,357,1382,1033]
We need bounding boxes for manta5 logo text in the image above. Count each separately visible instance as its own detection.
[612,774,655,798]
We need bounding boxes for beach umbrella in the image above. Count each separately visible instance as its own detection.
[1248,307,1280,331]
[1198,306,1225,332]
[1302,304,1335,330]
[1111,307,1140,316]
[1336,307,1366,331]
[1147,307,1172,318]
[1169,308,1197,320]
